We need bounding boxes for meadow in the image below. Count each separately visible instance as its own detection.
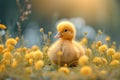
[0,24,120,80]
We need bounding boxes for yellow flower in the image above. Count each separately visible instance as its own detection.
[58,67,70,74]
[98,30,102,35]
[2,48,10,53]
[105,36,111,42]
[25,67,32,74]
[28,58,33,65]
[81,37,88,45]
[85,48,92,56]
[3,59,11,66]
[97,41,102,46]
[3,51,13,59]
[32,45,39,51]
[57,51,63,56]
[0,24,6,29]
[98,44,108,53]
[64,64,68,67]
[110,60,119,66]
[107,48,115,56]
[78,55,89,66]
[25,48,32,53]
[11,58,18,68]
[96,41,102,49]
[48,32,52,36]
[22,47,27,52]
[0,64,5,72]
[16,48,23,52]
[112,53,120,60]
[15,36,19,42]
[93,57,102,64]
[0,45,4,53]
[80,66,92,76]
[6,38,17,46]
[34,50,43,60]
[25,53,30,61]
[6,45,15,51]
[35,60,44,70]
[29,51,35,59]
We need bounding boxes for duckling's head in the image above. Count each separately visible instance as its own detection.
[55,21,76,40]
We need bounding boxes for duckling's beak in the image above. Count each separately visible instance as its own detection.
[54,32,62,38]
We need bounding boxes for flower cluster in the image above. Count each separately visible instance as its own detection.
[0,26,120,80]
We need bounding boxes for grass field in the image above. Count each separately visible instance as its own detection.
[0,24,120,80]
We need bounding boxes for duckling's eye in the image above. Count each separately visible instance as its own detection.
[64,29,68,32]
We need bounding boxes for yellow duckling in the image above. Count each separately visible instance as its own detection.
[48,21,85,66]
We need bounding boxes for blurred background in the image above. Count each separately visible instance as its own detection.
[0,0,120,47]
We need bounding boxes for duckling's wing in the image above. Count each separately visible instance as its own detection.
[73,41,85,57]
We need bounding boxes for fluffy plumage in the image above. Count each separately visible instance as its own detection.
[48,21,85,66]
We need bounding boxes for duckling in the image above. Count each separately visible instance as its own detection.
[48,21,85,66]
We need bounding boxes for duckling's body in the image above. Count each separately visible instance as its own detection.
[48,21,84,66]
[48,39,84,66]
